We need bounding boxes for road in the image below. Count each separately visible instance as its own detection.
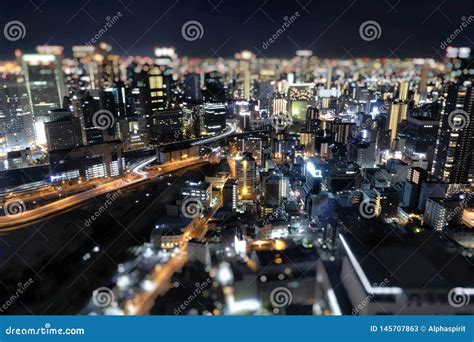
[0,157,206,230]
[122,195,222,315]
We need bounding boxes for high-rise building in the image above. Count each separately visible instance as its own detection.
[433,83,474,188]
[262,172,288,206]
[44,110,83,151]
[270,93,287,115]
[242,137,263,166]
[387,101,408,145]
[0,78,35,151]
[203,102,226,133]
[149,109,183,143]
[21,53,66,144]
[236,152,256,197]
[223,179,238,211]
[404,116,439,156]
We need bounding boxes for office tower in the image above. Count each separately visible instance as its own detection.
[300,131,315,155]
[80,90,110,145]
[236,152,256,197]
[404,117,439,155]
[398,81,409,101]
[181,181,212,208]
[101,82,134,120]
[306,106,319,132]
[327,119,357,145]
[146,65,173,114]
[117,118,148,151]
[387,101,408,146]
[203,102,226,133]
[242,137,263,166]
[433,83,474,188]
[44,110,83,151]
[149,109,183,143]
[262,172,288,206]
[183,73,202,103]
[270,93,287,115]
[349,142,376,169]
[0,78,35,151]
[402,167,428,208]
[21,53,66,144]
[223,179,238,211]
[305,160,322,195]
[203,71,226,102]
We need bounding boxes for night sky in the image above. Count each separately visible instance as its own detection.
[0,0,472,59]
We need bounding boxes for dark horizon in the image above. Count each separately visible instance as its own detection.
[0,0,472,60]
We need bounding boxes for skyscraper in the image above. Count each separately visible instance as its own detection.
[236,152,256,197]
[433,83,474,189]
[0,78,35,151]
[21,53,66,144]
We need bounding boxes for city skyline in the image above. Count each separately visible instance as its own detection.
[0,0,473,320]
